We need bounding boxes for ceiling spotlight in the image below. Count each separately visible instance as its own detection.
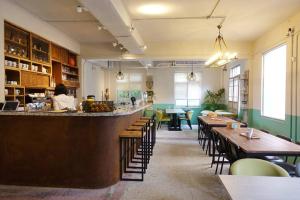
[129,25,135,32]
[112,42,118,47]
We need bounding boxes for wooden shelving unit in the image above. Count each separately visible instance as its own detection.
[4,85,25,106]
[3,21,80,103]
[51,43,79,97]
[4,22,30,59]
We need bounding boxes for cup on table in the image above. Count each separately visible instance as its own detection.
[246,128,254,139]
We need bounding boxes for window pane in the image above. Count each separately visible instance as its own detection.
[188,100,200,106]
[130,90,142,100]
[130,73,142,82]
[175,73,187,83]
[188,82,201,99]
[176,100,187,106]
[262,44,286,120]
[175,83,187,99]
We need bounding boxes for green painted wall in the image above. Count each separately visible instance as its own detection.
[248,109,300,141]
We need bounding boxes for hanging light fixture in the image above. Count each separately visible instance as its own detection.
[205,25,237,67]
[187,61,197,81]
[116,62,124,80]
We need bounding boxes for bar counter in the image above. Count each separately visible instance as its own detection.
[0,104,151,188]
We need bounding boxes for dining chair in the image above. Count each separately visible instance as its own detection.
[155,110,171,130]
[230,159,290,177]
[262,135,298,176]
[144,108,154,118]
[179,110,194,130]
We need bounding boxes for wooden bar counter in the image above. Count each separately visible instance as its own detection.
[0,104,150,188]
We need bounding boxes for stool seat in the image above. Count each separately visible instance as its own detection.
[132,122,147,126]
[136,119,149,123]
[120,130,145,138]
[127,126,143,131]
[140,117,151,120]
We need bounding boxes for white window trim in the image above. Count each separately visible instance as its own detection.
[228,65,240,103]
[261,43,287,121]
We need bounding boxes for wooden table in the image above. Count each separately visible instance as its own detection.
[213,127,300,156]
[166,109,185,131]
[215,111,235,117]
[198,116,238,156]
[219,175,300,200]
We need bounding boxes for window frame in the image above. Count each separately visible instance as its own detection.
[228,65,240,103]
[261,43,287,120]
[174,72,201,107]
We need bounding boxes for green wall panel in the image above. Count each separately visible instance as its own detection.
[248,109,296,141]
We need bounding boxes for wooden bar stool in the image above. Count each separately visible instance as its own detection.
[132,121,151,163]
[120,130,146,181]
[136,119,154,154]
[127,125,144,165]
[141,116,157,147]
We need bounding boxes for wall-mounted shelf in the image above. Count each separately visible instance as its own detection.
[4,21,80,100]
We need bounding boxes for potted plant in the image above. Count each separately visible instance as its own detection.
[201,88,227,111]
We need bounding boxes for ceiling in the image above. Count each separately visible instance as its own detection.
[13,0,116,44]
[123,0,300,42]
[11,0,300,61]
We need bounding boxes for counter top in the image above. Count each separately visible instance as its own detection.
[0,104,151,117]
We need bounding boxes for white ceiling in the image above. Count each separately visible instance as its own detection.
[123,0,300,42]
[13,0,116,44]
[11,0,300,60]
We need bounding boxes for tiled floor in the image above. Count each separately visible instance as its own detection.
[0,125,229,200]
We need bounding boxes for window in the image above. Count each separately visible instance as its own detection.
[116,73,143,103]
[229,65,240,102]
[262,44,287,120]
[174,72,201,107]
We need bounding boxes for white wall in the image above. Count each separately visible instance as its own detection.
[251,10,300,115]
[82,60,106,100]
[149,67,223,105]
[0,0,80,101]
[81,62,223,105]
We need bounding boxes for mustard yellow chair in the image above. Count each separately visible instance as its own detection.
[156,110,171,130]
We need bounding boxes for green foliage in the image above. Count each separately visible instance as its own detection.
[202,88,227,111]
[117,89,142,103]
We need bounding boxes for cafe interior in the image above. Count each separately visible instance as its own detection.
[1,0,300,199]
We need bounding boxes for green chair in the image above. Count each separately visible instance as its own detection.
[230,158,289,177]
[179,110,194,129]
[144,108,154,118]
[156,110,171,130]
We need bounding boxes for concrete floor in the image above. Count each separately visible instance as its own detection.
[121,125,229,200]
[0,125,229,200]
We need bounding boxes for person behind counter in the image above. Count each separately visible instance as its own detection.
[52,84,76,111]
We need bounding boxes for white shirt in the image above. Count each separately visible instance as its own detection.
[52,94,76,110]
